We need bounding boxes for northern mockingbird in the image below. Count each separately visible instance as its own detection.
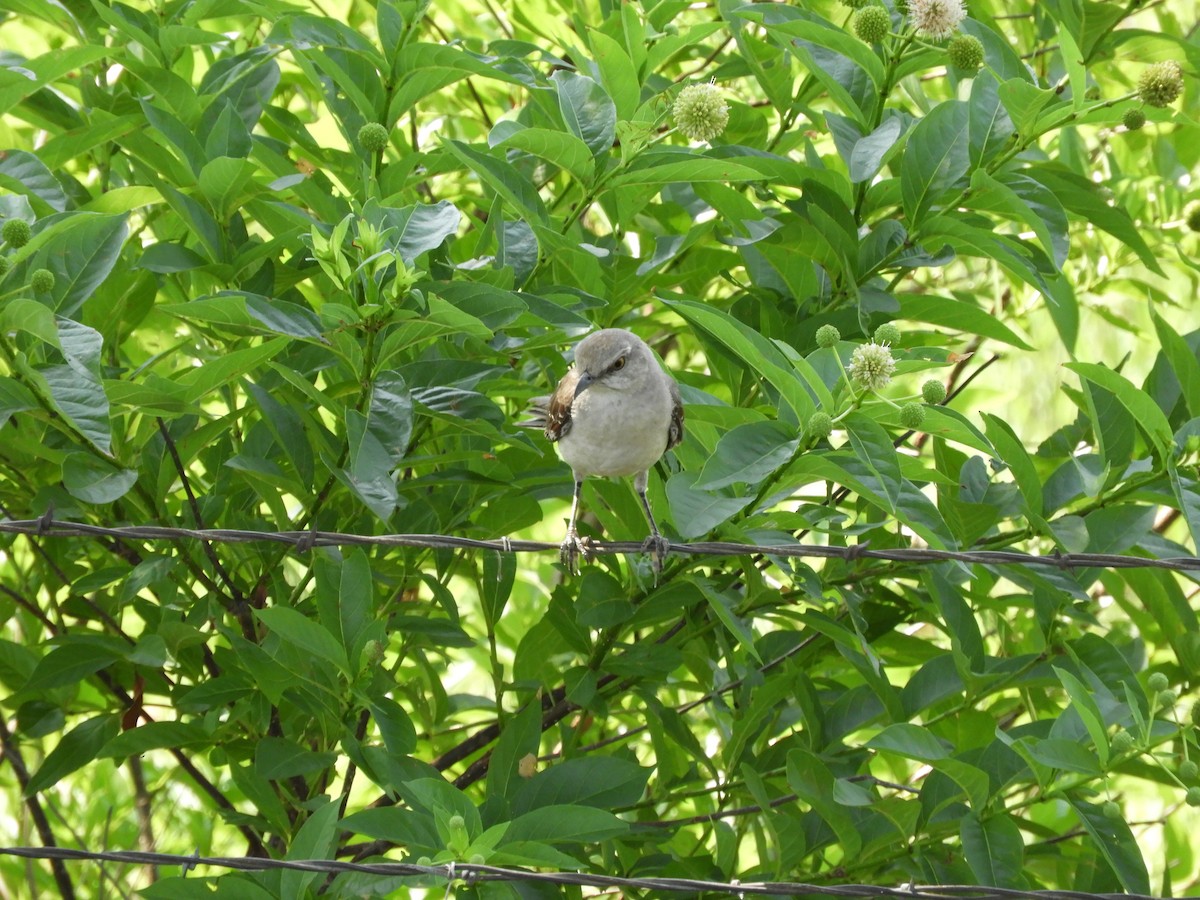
[524,329,684,573]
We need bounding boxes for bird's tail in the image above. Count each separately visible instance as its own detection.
[515,396,551,430]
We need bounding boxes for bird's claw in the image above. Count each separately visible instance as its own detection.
[641,533,671,574]
[559,531,593,575]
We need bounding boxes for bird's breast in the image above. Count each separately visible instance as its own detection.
[557,384,672,477]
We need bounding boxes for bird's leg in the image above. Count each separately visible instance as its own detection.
[560,477,591,574]
[634,470,670,573]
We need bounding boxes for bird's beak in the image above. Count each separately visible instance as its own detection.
[574,371,594,399]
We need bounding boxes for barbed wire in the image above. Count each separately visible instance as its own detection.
[0,847,1178,899]
[0,517,1197,573]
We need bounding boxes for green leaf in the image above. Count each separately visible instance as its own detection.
[0,150,67,214]
[1053,665,1110,768]
[21,642,122,694]
[1027,166,1164,276]
[786,748,863,858]
[371,200,463,265]
[26,715,120,797]
[512,757,648,814]
[849,117,906,184]
[343,409,399,522]
[843,413,901,511]
[960,813,1025,887]
[282,799,340,899]
[664,471,752,539]
[493,126,595,184]
[552,70,616,156]
[254,606,349,674]
[487,696,542,804]
[1065,362,1173,459]
[444,140,548,223]
[901,100,970,225]
[19,212,129,317]
[866,723,951,761]
[898,293,1033,349]
[38,363,112,455]
[997,79,1058,136]
[1026,737,1102,775]
[695,420,799,490]
[502,806,629,844]
[1069,798,1150,894]
[254,736,337,780]
[61,453,138,504]
[100,722,209,760]
[1151,311,1200,419]
[982,414,1046,529]
[695,578,762,662]
[607,153,765,188]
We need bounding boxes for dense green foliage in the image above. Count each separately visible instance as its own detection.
[1,0,1199,896]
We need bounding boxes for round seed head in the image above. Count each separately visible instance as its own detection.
[899,402,926,430]
[921,379,947,404]
[1101,800,1121,820]
[1122,108,1146,131]
[673,83,730,142]
[1138,61,1184,109]
[30,268,54,293]
[1188,786,1200,807]
[1110,730,1136,754]
[1148,672,1170,692]
[873,322,901,345]
[853,6,891,43]
[2,218,31,248]
[1180,760,1199,781]
[947,34,984,71]
[807,411,834,439]
[816,324,841,349]
[357,122,391,153]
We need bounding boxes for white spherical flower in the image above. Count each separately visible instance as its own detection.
[848,342,896,392]
[908,0,966,40]
[673,83,730,143]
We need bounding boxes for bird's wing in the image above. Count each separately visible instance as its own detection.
[666,378,684,451]
[541,368,578,442]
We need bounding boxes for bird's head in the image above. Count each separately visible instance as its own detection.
[572,329,655,398]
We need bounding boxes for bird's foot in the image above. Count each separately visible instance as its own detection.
[559,531,593,575]
[641,533,671,574]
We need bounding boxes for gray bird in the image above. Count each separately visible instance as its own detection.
[523,329,685,573]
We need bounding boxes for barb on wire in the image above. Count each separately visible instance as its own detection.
[0,518,1197,574]
[0,847,1175,900]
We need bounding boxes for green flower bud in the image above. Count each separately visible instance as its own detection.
[416,856,433,867]
[921,379,947,404]
[807,411,834,439]
[1110,730,1136,754]
[673,83,730,143]
[1158,688,1178,707]
[899,402,926,430]
[1148,672,1170,692]
[1122,108,1146,131]
[447,814,466,830]
[873,323,901,345]
[815,324,841,349]
[1188,786,1200,807]
[947,35,984,71]
[1180,760,1199,781]
[848,342,896,392]
[1138,60,1184,109]
[853,6,891,43]
[2,218,31,248]
[1101,800,1121,820]
[357,122,391,153]
[468,853,486,865]
[1185,202,1200,233]
[30,268,54,293]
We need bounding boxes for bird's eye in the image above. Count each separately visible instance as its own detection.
[613,357,626,371]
